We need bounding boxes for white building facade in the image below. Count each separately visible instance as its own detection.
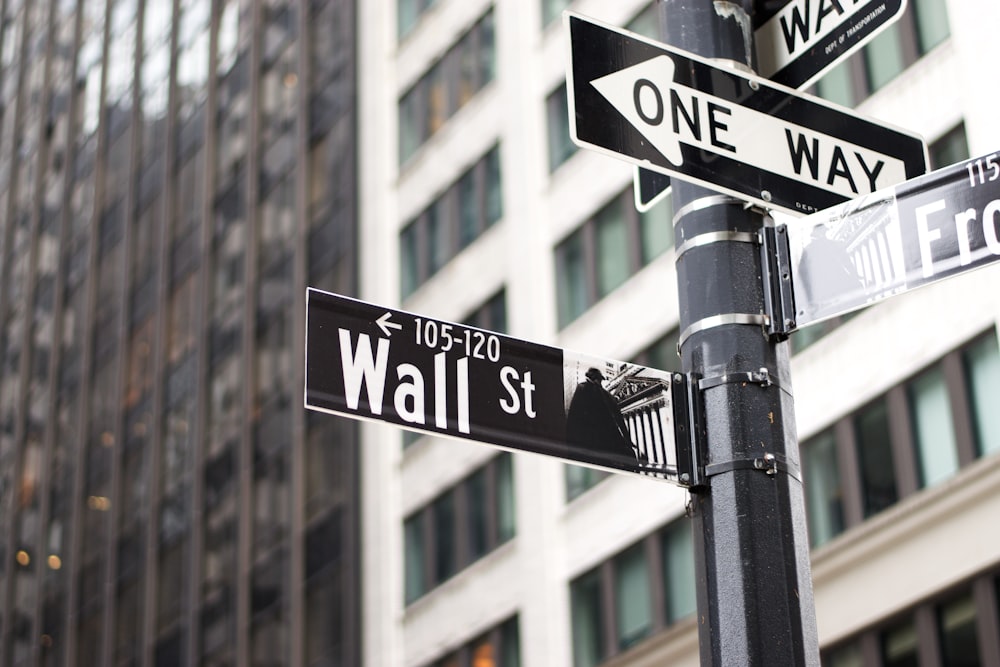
[356,0,1000,665]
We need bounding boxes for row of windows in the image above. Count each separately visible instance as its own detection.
[571,518,696,667]
[400,0,565,40]
[555,187,673,328]
[824,569,1000,667]
[814,0,949,106]
[423,615,520,667]
[802,330,1000,548]
[399,9,495,165]
[404,452,515,604]
[405,479,693,667]
[400,144,502,298]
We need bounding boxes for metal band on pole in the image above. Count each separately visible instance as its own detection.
[675,230,759,261]
[677,312,768,347]
[671,194,743,226]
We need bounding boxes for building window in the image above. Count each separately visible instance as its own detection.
[929,123,969,170]
[814,0,950,105]
[569,519,694,666]
[432,490,457,583]
[556,229,589,328]
[423,616,520,667]
[555,188,673,328]
[565,466,608,502]
[399,10,495,164]
[814,58,854,108]
[881,616,919,667]
[403,453,516,604]
[823,571,1000,667]
[547,82,576,171]
[400,144,503,298]
[913,0,950,53]
[398,0,437,39]
[964,333,1000,457]
[541,0,572,29]
[801,430,844,548]
[404,514,427,604]
[800,331,1000,545]
[908,365,959,488]
[938,594,981,665]
[825,641,863,667]
[463,289,507,334]
[626,3,661,39]
[854,398,898,518]
[570,568,604,667]
[614,544,652,650]
[863,21,906,91]
[661,520,696,623]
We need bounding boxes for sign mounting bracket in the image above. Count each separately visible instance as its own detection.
[760,224,797,340]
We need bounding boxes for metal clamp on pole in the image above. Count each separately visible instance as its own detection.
[759,223,797,340]
[698,367,773,391]
[703,451,802,482]
[671,373,706,489]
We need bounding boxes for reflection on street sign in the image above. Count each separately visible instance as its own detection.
[634,0,907,214]
[305,289,698,485]
[788,150,1000,326]
[567,12,927,217]
[756,0,907,89]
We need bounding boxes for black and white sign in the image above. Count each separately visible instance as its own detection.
[634,166,671,213]
[788,150,1000,326]
[756,0,907,89]
[634,0,907,214]
[305,289,694,484]
[567,12,927,217]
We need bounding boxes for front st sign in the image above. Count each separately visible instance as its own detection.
[788,149,1000,326]
[567,12,927,217]
[305,289,697,485]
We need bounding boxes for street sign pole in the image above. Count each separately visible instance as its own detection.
[658,1,820,664]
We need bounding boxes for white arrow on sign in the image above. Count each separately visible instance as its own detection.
[376,311,402,337]
[590,55,905,201]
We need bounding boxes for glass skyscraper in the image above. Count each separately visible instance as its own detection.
[0,0,360,664]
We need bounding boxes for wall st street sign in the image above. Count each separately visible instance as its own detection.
[567,12,927,216]
[305,289,699,486]
[787,150,1000,326]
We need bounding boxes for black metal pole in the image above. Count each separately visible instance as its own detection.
[656,1,820,664]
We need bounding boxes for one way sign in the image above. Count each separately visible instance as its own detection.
[566,12,927,216]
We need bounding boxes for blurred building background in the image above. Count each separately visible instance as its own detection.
[0,0,999,666]
[0,0,360,664]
